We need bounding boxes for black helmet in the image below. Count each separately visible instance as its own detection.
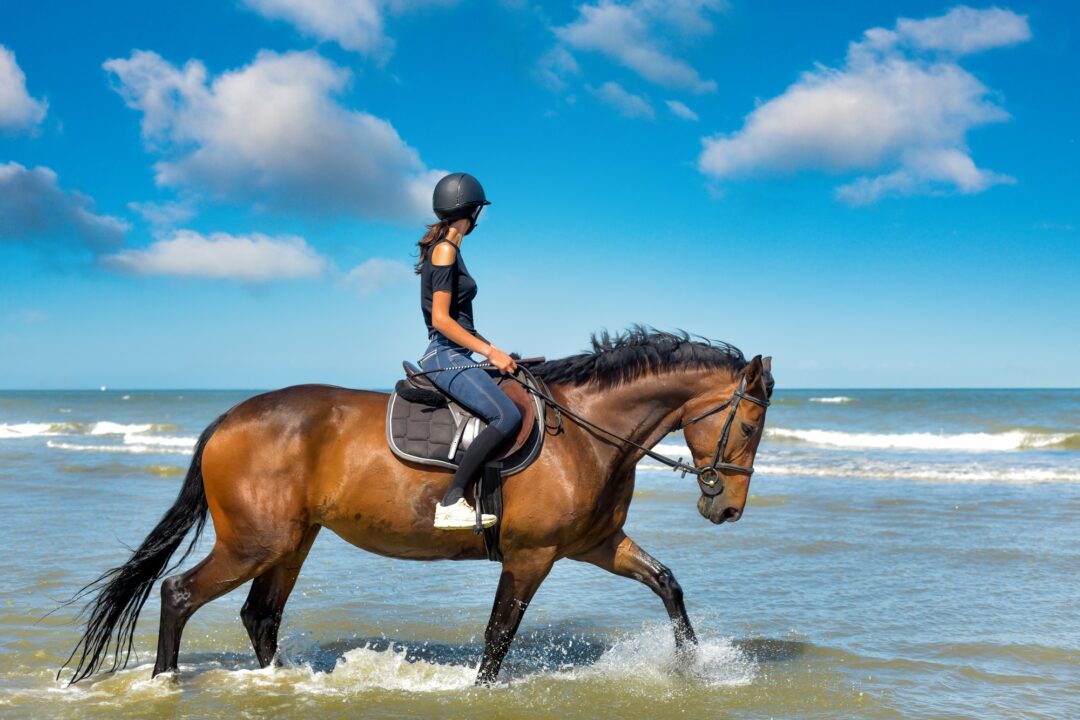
[433,172,491,221]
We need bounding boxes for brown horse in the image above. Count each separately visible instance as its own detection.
[62,328,774,685]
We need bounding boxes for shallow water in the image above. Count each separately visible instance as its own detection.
[1,389,1078,718]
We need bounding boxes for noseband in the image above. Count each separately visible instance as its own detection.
[680,375,772,496]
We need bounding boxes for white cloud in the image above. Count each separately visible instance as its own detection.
[0,45,47,132]
[536,46,580,93]
[344,257,414,295]
[590,81,654,120]
[666,99,698,121]
[893,5,1031,55]
[0,162,127,250]
[698,6,1030,203]
[127,200,196,229]
[104,49,441,222]
[241,0,455,60]
[555,0,722,93]
[104,230,328,282]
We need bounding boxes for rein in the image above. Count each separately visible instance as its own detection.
[411,362,770,495]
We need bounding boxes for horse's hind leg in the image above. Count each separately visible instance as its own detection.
[153,543,276,677]
[241,525,321,667]
[573,532,697,650]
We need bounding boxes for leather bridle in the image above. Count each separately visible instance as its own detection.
[679,374,772,496]
[505,370,770,496]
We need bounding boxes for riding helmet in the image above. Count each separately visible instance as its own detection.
[433,172,491,221]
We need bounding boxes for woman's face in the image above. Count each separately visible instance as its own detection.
[464,204,484,235]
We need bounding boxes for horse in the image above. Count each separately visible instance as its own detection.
[61,327,774,686]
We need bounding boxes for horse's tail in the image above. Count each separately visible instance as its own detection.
[58,413,227,684]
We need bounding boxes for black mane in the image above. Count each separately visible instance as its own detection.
[532,324,747,389]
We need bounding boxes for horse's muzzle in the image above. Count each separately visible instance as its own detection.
[697,495,743,525]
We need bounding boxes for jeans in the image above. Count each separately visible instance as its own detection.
[417,333,522,437]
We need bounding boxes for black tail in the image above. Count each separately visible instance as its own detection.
[58,414,227,684]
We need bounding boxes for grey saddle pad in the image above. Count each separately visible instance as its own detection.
[385,369,547,476]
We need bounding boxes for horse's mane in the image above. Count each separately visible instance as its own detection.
[532,324,748,389]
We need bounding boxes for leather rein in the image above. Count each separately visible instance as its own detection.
[413,361,770,496]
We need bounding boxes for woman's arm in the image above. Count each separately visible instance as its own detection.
[430,242,517,373]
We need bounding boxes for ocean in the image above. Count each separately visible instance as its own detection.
[0,388,1077,718]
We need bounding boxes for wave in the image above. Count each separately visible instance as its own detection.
[639,442,1080,483]
[808,396,854,404]
[123,433,196,448]
[640,454,1080,484]
[0,422,66,439]
[1,420,178,439]
[45,441,193,456]
[89,421,150,435]
[754,460,1080,484]
[2,420,194,455]
[765,427,1077,452]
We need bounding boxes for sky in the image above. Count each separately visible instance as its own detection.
[0,0,1077,389]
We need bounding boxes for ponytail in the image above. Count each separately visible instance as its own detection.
[414,220,450,274]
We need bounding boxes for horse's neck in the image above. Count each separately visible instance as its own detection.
[563,369,715,476]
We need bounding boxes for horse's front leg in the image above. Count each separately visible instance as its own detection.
[573,531,697,650]
[476,548,556,685]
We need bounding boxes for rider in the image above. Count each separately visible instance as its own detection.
[416,172,521,531]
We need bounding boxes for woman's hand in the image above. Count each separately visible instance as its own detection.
[485,346,518,375]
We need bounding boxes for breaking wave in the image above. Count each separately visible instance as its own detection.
[1,419,196,455]
[765,428,1078,452]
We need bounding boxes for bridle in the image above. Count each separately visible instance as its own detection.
[511,370,771,496]
[679,374,772,496]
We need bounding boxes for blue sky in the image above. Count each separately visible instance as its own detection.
[0,1,1076,389]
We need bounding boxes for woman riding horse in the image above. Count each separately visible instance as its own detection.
[415,172,521,531]
[61,321,773,684]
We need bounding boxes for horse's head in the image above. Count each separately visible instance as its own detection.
[682,355,773,525]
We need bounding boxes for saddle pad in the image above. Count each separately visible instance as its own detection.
[386,367,548,476]
[387,397,463,467]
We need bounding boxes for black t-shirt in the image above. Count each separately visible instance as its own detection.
[420,240,479,340]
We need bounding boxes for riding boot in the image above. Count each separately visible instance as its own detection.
[441,423,509,507]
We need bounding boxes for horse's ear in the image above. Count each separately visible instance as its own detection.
[762,356,772,373]
[744,355,763,384]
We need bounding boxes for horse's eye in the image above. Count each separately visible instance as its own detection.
[741,422,755,437]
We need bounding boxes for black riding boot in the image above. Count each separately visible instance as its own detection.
[441,424,510,506]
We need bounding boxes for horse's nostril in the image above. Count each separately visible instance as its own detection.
[722,507,741,522]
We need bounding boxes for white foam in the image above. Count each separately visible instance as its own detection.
[45,440,192,455]
[754,460,1080,484]
[809,396,854,404]
[3,419,196,454]
[89,421,153,435]
[576,624,755,688]
[0,422,61,439]
[192,644,476,696]
[1,420,179,440]
[123,434,197,449]
[638,439,1080,483]
[765,427,1072,452]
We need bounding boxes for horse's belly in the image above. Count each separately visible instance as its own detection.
[323,519,488,562]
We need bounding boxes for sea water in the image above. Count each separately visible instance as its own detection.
[0,388,1077,718]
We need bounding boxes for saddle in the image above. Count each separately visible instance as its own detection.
[386,358,551,563]
[385,359,548,476]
